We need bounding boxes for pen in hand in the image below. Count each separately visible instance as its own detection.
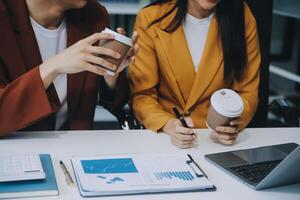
[59,160,75,187]
[172,106,197,140]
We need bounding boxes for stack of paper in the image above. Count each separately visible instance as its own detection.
[71,154,215,197]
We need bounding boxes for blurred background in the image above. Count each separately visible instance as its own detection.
[94,0,300,129]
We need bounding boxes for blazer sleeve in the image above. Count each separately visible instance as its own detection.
[0,65,59,136]
[231,4,261,129]
[129,11,174,132]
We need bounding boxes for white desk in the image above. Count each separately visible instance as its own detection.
[0,128,299,200]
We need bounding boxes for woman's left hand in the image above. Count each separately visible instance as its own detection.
[210,117,243,145]
[104,28,139,89]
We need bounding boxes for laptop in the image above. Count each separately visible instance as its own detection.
[205,143,300,190]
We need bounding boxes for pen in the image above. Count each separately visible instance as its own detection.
[187,154,208,179]
[172,106,196,139]
[59,160,75,187]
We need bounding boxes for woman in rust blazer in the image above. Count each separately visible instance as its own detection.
[0,0,138,136]
[129,0,261,148]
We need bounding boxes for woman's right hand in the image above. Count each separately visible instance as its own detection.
[39,32,121,89]
[162,118,196,149]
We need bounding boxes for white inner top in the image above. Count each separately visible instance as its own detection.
[183,13,213,71]
[30,17,68,130]
[211,89,244,117]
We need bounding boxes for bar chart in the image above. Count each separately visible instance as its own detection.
[154,171,195,181]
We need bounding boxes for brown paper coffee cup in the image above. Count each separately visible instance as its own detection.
[98,28,132,75]
[206,89,244,131]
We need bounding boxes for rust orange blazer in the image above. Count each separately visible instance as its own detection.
[129,2,261,132]
[0,0,128,136]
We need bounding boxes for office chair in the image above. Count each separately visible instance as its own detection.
[246,0,299,127]
[245,0,272,127]
[269,99,300,127]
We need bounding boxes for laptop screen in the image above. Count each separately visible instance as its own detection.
[232,147,287,164]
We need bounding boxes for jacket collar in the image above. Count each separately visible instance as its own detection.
[4,0,30,33]
[154,3,195,108]
[155,5,222,112]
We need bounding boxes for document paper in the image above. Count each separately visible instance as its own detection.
[71,154,215,196]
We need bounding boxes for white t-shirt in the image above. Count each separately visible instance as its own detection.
[183,13,213,71]
[30,17,68,130]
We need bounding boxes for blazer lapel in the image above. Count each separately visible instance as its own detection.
[185,15,222,111]
[0,0,41,78]
[66,19,88,121]
[11,2,42,72]
[0,3,26,79]
[155,20,196,108]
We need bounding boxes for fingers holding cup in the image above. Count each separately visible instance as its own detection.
[206,89,244,145]
[97,28,133,75]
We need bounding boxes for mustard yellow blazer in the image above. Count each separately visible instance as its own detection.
[129,2,261,132]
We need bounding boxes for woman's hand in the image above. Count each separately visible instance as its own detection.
[104,28,139,89]
[210,117,242,145]
[116,28,139,73]
[39,32,122,89]
[162,118,197,149]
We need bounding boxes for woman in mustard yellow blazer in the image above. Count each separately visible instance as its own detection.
[129,0,261,148]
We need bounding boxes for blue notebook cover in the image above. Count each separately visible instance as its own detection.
[0,154,59,199]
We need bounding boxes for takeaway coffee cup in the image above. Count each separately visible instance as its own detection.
[98,28,133,75]
[206,89,244,131]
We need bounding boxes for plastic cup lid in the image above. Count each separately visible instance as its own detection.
[210,89,244,118]
[102,28,132,46]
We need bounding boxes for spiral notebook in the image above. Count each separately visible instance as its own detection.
[71,153,215,197]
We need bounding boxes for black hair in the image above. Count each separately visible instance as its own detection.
[147,0,247,83]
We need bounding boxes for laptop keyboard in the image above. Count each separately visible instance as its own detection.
[229,160,282,184]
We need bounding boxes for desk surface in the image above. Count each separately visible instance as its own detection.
[0,128,299,200]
